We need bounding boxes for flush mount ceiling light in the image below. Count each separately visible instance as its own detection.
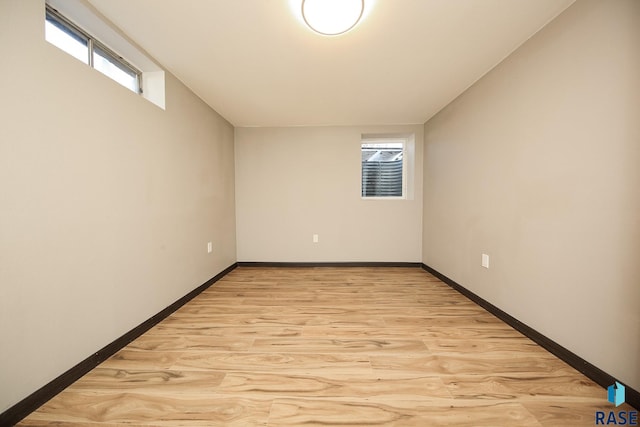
[302,0,365,36]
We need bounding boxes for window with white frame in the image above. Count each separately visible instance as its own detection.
[361,138,406,198]
[45,5,142,94]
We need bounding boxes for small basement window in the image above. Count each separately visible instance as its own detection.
[361,139,406,198]
[45,5,141,94]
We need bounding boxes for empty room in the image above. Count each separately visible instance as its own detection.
[0,0,638,425]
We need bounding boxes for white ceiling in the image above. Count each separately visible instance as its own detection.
[87,0,575,127]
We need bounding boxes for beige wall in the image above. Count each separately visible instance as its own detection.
[423,0,639,390]
[0,0,236,412]
[2,0,637,414]
[235,126,423,262]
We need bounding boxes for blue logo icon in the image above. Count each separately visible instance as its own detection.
[608,382,625,407]
[596,382,637,425]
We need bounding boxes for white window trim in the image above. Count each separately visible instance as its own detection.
[360,135,411,200]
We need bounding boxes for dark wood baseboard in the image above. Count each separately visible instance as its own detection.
[237,261,423,268]
[421,263,639,410]
[0,263,238,427]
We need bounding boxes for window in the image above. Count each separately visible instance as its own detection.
[361,139,406,198]
[92,44,140,93]
[45,5,141,94]
[44,8,88,64]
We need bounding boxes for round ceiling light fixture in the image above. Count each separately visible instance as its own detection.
[301,0,365,36]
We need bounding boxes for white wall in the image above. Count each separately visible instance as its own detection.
[235,126,423,262]
[0,0,236,412]
[423,0,639,390]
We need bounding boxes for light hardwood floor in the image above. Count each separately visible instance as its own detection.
[19,267,627,426]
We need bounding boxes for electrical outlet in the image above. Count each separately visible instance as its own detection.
[313,234,319,243]
[482,253,490,268]
[207,242,213,253]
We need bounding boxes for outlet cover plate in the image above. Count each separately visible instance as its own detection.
[482,253,490,268]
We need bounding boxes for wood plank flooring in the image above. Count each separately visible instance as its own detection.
[19,267,628,426]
